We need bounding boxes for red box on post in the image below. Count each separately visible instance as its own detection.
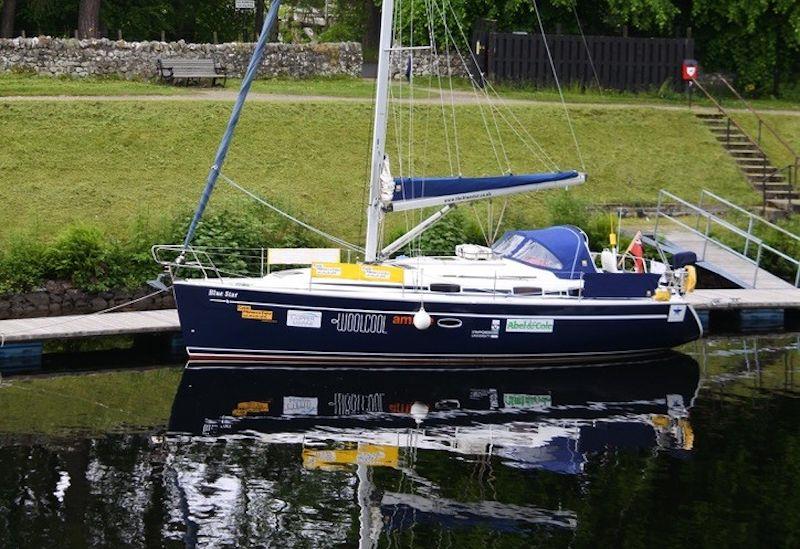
[682,59,699,81]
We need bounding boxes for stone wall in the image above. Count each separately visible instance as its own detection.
[0,281,175,320]
[388,52,471,80]
[0,36,362,79]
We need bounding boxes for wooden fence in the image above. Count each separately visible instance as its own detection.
[475,32,694,91]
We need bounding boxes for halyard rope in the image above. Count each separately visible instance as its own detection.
[532,0,585,171]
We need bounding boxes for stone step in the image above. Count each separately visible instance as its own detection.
[723,143,761,150]
[742,166,783,175]
[695,113,725,119]
[747,175,787,183]
[752,181,793,189]
[763,189,800,197]
[707,124,745,131]
[767,199,800,212]
[761,206,791,221]
[707,125,746,133]
[737,157,774,164]
[729,150,767,158]
[715,135,751,142]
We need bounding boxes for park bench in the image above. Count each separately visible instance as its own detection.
[156,58,228,87]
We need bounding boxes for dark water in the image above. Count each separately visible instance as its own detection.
[1,335,798,548]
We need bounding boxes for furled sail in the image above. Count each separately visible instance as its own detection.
[385,170,585,212]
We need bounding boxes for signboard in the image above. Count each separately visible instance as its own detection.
[235,0,255,9]
[268,248,341,266]
[311,262,405,284]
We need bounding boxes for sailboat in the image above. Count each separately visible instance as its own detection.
[153,0,702,364]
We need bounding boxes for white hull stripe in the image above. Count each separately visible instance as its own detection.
[178,281,688,308]
[208,298,667,321]
[187,346,667,358]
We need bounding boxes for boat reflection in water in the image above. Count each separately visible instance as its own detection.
[167,353,699,545]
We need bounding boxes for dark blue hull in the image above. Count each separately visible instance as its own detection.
[173,281,703,365]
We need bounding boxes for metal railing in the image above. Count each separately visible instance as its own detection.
[653,189,800,287]
[693,77,799,211]
[718,76,799,189]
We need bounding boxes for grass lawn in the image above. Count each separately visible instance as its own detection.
[0,97,761,248]
[0,73,419,99]
[6,72,800,113]
[733,111,800,171]
[449,78,800,112]
[0,73,188,96]
[246,76,378,97]
[0,367,182,435]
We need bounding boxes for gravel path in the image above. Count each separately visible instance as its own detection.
[3,88,800,116]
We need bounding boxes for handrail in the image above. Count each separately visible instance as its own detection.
[719,76,800,161]
[656,190,763,244]
[691,78,771,161]
[699,190,800,247]
[655,189,800,287]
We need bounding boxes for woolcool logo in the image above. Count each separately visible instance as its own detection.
[332,312,388,334]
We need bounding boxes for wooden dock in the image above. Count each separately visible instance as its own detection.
[655,221,795,290]
[687,289,800,310]
[0,309,180,345]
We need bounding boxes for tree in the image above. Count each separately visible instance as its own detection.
[78,0,101,38]
[1,0,17,38]
[693,0,800,96]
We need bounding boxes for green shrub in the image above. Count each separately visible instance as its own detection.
[756,217,800,284]
[0,234,49,294]
[546,190,590,228]
[585,215,615,252]
[49,225,129,293]
[0,205,326,295]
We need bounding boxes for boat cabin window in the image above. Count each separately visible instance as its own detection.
[492,233,525,256]
[510,241,563,270]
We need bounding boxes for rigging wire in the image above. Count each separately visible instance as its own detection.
[570,0,602,92]
[425,0,454,176]
[531,0,586,171]
[219,172,364,253]
[439,0,559,173]
[432,0,558,175]
[432,0,504,173]
[490,199,509,243]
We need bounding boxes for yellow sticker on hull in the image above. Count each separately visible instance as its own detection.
[302,444,400,470]
[311,262,404,284]
[237,304,275,322]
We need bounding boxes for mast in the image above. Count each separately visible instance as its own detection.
[363,0,396,262]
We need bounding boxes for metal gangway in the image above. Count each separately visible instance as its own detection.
[653,189,800,289]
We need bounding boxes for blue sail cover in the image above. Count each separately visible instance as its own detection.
[389,170,583,211]
[493,226,598,279]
